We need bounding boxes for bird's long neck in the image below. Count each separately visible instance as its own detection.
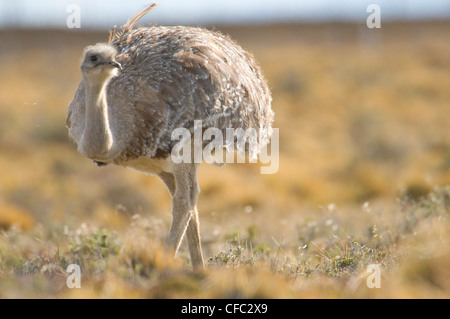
[80,79,115,160]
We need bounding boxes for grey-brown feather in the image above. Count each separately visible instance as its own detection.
[67,21,273,165]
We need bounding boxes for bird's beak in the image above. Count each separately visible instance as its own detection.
[106,61,122,70]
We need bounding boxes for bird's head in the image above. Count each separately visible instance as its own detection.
[80,43,122,83]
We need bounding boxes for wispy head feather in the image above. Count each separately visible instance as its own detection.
[109,3,157,44]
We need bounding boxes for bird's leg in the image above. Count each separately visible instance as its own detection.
[165,165,191,256]
[158,172,176,196]
[162,163,204,270]
[184,166,205,271]
[185,204,204,271]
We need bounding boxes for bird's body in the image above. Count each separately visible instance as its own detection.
[66,4,273,270]
[68,25,273,167]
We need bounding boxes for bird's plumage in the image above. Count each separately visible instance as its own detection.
[67,16,273,165]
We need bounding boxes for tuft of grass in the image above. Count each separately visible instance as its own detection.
[65,226,122,273]
[397,185,449,234]
[313,237,390,278]
[208,245,255,268]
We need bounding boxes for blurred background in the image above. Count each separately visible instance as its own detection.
[1,0,450,27]
[0,0,449,298]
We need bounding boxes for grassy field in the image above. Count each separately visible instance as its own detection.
[0,21,449,298]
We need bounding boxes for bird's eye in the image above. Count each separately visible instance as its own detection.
[90,55,98,62]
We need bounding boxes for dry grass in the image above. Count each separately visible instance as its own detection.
[0,21,449,298]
